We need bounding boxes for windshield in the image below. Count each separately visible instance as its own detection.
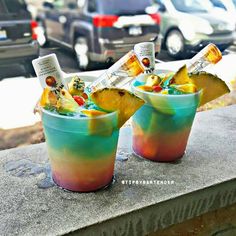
[98,0,153,15]
[0,0,28,14]
[232,0,236,7]
[171,0,213,13]
[0,0,30,20]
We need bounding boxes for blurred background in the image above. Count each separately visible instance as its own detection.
[1,0,236,77]
[1,0,236,149]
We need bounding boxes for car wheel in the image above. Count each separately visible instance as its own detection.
[74,37,94,71]
[165,30,185,59]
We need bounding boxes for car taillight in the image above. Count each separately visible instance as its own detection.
[149,13,161,25]
[93,15,119,27]
[31,20,38,40]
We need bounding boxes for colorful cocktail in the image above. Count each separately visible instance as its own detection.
[42,109,119,192]
[132,85,200,162]
[131,63,230,162]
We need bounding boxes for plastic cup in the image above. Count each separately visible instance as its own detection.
[42,109,119,192]
[132,82,200,162]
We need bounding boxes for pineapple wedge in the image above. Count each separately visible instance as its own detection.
[81,109,107,117]
[90,88,145,128]
[56,89,79,114]
[189,72,230,106]
[81,109,113,136]
[40,87,57,108]
[170,65,190,85]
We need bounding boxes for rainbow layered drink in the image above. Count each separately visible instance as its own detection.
[132,65,230,162]
[132,84,200,162]
[38,75,144,192]
[42,109,118,192]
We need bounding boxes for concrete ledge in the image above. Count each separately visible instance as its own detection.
[0,105,236,236]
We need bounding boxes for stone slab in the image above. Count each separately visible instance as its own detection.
[0,106,236,236]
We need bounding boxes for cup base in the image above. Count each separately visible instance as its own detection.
[132,148,185,163]
[52,175,115,193]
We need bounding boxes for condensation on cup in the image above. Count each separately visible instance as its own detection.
[32,54,68,94]
[134,42,155,74]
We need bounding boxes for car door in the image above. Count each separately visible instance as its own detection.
[0,0,33,46]
[44,0,67,42]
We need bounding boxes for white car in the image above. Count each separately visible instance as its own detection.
[154,0,235,58]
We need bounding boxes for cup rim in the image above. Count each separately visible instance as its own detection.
[131,81,202,98]
[42,108,117,121]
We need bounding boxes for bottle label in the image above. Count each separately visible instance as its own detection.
[32,54,67,94]
[134,42,155,74]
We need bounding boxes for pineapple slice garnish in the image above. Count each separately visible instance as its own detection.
[170,65,190,85]
[90,88,145,128]
[170,65,230,106]
[189,72,230,106]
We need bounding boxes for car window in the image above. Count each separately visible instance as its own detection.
[171,0,213,13]
[88,0,97,13]
[0,0,30,19]
[0,0,27,14]
[97,0,153,15]
[209,0,227,10]
[53,0,66,10]
[232,0,236,7]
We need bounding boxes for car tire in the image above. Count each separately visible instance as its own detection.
[74,37,94,71]
[165,29,185,59]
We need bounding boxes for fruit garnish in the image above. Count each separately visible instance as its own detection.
[90,88,145,128]
[170,65,190,85]
[40,87,57,108]
[56,89,79,115]
[68,75,85,96]
[81,92,88,100]
[160,89,169,95]
[136,85,153,92]
[170,84,197,94]
[159,72,175,87]
[81,109,114,136]
[189,72,230,106]
[146,74,161,87]
[81,109,107,117]
[73,95,85,106]
[153,85,163,93]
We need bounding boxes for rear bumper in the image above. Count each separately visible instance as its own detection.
[0,41,39,64]
[89,33,159,63]
[185,34,234,52]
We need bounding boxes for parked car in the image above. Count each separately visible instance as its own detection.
[37,0,161,70]
[210,0,236,12]
[209,0,236,43]
[0,0,40,77]
[154,0,235,59]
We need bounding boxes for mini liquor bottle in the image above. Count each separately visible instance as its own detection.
[187,43,222,73]
[86,50,144,94]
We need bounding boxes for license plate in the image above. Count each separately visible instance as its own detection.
[0,30,7,40]
[129,26,142,36]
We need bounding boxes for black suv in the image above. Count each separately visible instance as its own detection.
[38,0,161,70]
[0,0,39,78]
